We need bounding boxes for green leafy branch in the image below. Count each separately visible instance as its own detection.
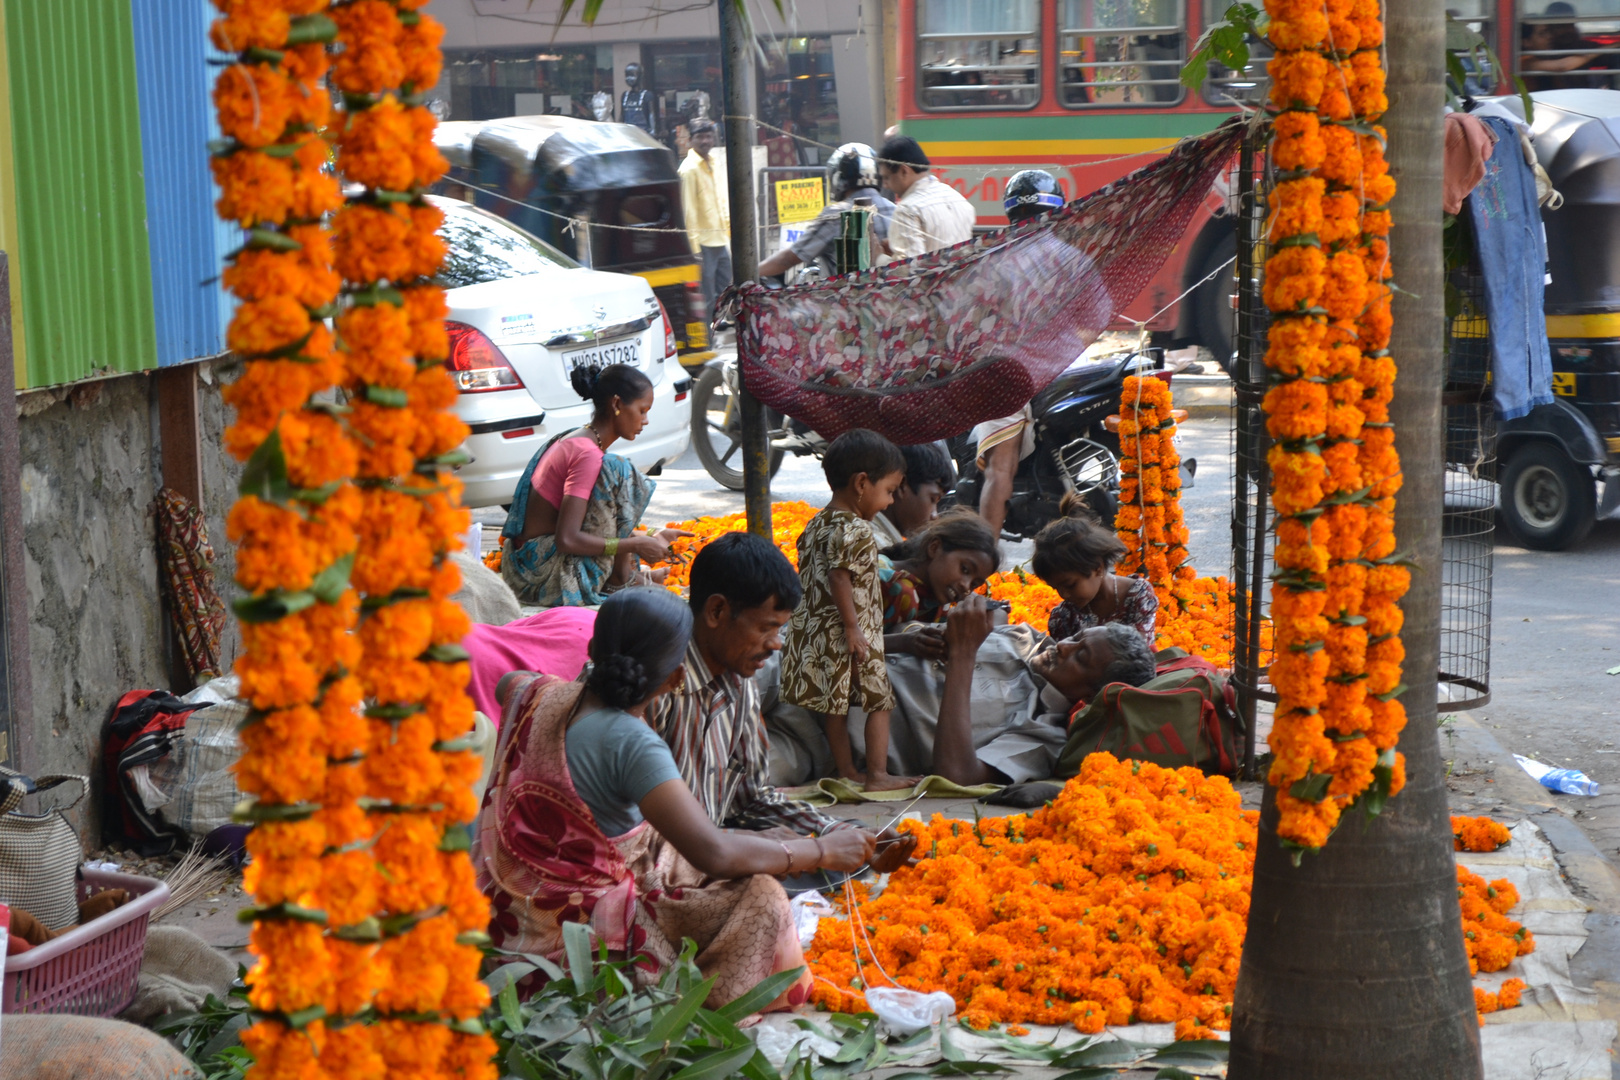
[1182,3,1266,90]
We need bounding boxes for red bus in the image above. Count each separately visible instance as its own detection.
[893,0,1620,359]
[893,0,1269,360]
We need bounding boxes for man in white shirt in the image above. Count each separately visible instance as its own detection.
[678,120,730,320]
[878,135,976,260]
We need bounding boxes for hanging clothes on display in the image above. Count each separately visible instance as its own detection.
[1468,114,1557,421]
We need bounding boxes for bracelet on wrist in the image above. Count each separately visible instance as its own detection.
[603,536,619,557]
[779,841,795,875]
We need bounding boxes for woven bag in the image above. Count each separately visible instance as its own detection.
[0,769,86,930]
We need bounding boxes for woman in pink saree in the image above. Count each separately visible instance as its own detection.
[472,587,873,1009]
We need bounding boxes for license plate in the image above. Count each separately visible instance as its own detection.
[563,338,640,372]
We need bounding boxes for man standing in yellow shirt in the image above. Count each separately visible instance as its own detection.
[678,120,730,322]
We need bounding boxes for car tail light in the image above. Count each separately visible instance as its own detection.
[654,296,678,359]
[446,322,524,392]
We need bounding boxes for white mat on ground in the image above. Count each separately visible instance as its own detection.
[1459,820,1615,1080]
[753,820,1614,1078]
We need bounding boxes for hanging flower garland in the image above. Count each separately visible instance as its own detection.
[1113,374,1193,616]
[211,2,360,1076]
[327,2,495,1078]
[1260,0,1404,854]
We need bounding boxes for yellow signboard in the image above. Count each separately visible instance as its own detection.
[1552,371,1576,397]
[774,177,825,225]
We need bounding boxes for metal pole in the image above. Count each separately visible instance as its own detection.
[719,0,773,537]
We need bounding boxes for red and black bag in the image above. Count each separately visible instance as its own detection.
[102,690,201,854]
[1055,651,1244,778]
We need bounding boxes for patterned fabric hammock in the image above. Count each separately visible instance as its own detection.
[727,121,1244,445]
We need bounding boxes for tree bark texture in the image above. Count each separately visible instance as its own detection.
[1228,0,1483,1074]
[718,0,774,537]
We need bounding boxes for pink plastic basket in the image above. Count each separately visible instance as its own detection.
[2,869,170,1015]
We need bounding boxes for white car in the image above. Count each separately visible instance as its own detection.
[433,195,692,508]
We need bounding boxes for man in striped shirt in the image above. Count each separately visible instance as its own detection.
[649,532,916,870]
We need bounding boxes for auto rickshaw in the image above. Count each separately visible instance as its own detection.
[433,116,714,368]
[1463,90,1620,550]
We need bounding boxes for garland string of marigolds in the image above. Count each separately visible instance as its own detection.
[1260,0,1406,854]
[212,2,363,1075]
[214,0,494,1076]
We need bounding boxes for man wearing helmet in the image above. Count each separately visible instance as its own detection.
[757,142,895,280]
[974,170,1067,538]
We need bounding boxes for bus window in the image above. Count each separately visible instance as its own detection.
[1446,0,1497,95]
[916,0,1041,111]
[1517,0,1620,91]
[1201,0,1271,106]
[1059,0,1186,107]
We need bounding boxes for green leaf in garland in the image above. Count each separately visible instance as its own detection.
[440,824,472,852]
[232,589,316,624]
[422,642,470,663]
[310,552,355,604]
[232,798,319,824]
[1289,771,1333,803]
[286,12,338,44]
[364,384,410,407]
[239,428,293,503]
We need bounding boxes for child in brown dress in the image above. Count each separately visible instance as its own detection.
[780,429,917,792]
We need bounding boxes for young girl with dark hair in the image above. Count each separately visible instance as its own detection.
[878,509,1000,658]
[499,363,689,606]
[477,587,873,1008]
[1031,494,1158,644]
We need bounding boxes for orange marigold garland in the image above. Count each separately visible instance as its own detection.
[328,2,494,1077]
[1259,0,1404,854]
[1114,375,1191,612]
[212,2,359,1077]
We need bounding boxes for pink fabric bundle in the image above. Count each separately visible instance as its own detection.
[463,607,597,723]
[1444,112,1498,215]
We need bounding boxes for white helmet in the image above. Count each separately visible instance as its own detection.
[827,143,881,201]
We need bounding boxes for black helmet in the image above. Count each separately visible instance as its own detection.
[827,143,881,201]
[1004,169,1064,224]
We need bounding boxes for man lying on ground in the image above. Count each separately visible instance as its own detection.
[763,595,1157,787]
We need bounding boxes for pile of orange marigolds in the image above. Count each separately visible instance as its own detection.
[805,761,1532,1035]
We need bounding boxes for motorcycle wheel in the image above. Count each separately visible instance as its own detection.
[690,364,785,491]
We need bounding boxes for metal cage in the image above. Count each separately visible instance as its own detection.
[1228,125,1494,777]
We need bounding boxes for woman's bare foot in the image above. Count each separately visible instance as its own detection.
[836,770,868,786]
[864,772,920,793]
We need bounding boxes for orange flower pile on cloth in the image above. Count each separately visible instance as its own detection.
[981,569,1063,634]
[802,758,1535,1037]
[1453,815,1512,853]
[323,0,495,1076]
[806,755,1259,1036]
[657,501,819,593]
[1457,865,1534,1024]
[1259,0,1406,854]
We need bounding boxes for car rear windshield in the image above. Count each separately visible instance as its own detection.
[436,202,579,288]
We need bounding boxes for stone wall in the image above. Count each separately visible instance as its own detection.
[15,361,240,837]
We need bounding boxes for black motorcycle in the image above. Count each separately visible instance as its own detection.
[947,348,1174,540]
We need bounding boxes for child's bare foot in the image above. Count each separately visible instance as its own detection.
[864,772,919,793]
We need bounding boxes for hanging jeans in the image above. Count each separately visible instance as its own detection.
[1467,114,1554,421]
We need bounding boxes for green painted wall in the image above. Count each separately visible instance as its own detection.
[5,0,156,388]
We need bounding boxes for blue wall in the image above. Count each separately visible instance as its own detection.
[130,0,234,366]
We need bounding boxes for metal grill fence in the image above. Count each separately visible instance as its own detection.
[1228,122,1494,777]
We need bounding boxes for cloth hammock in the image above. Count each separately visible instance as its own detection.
[726,121,1243,445]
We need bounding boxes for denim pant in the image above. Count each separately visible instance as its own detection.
[699,244,732,322]
[1468,116,1554,421]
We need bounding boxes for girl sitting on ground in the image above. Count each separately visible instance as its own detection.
[1031,494,1158,645]
[476,587,873,1007]
[879,509,1001,660]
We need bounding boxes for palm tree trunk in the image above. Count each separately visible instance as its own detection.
[1228,1,1483,1074]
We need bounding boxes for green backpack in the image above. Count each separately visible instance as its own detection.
[1054,650,1244,778]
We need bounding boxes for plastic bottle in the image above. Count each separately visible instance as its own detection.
[1514,754,1601,796]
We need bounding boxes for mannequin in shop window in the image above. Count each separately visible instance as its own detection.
[621,62,657,136]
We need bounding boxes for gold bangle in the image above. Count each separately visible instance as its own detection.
[603,536,619,557]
